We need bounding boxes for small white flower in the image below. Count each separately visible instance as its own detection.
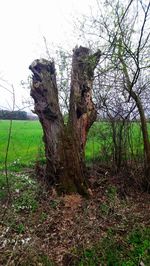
[21,237,31,245]
[2,239,7,248]
[5,227,10,233]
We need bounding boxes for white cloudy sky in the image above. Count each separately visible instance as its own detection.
[0,0,96,111]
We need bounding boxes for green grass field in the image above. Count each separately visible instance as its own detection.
[0,120,43,170]
[86,120,145,161]
[0,119,147,170]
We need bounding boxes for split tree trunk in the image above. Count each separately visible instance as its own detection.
[29,46,101,195]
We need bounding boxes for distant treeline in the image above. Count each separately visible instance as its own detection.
[0,110,28,120]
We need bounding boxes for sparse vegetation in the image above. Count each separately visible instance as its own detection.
[0,169,149,265]
[0,120,148,170]
[74,227,150,266]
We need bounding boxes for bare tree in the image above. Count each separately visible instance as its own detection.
[79,0,150,185]
[111,0,150,183]
[94,70,137,169]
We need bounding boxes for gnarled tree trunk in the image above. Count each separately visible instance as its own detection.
[29,46,101,195]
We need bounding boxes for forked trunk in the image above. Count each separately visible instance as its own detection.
[29,46,100,195]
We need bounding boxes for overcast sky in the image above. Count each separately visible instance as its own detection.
[0,0,96,111]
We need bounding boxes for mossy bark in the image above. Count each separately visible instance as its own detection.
[29,47,100,195]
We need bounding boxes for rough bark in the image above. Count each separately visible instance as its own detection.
[68,47,101,153]
[29,47,100,195]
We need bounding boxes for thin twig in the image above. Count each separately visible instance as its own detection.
[4,85,15,198]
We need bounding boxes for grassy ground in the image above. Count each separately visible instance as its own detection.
[0,168,150,265]
[0,119,146,170]
[0,120,43,170]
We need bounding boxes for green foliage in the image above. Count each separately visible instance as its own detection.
[0,172,39,212]
[0,188,7,201]
[126,227,150,265]
[106,185,117,201]
[38,254,54,266]
[49,199,60,209]
[16,223,25,234]
[13,175,39,212]
[73,227,150,265]
[40,212,48,222]
[0,174,8,200]
[100,203,110,215]
[79,248,99,266]
[14,190,38,212]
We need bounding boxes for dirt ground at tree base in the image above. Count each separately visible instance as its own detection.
[0,166,150,265]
